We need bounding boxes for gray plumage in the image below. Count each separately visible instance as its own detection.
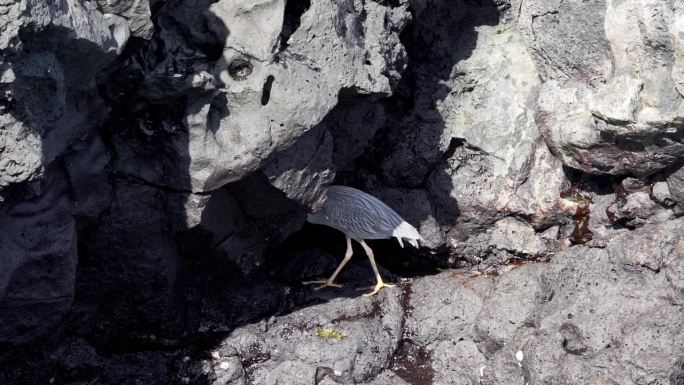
[307,185,422,247]
[304,185,422,296]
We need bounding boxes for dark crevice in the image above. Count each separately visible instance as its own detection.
[279,0,311,51]
[261,75,275,106]
[228,57,253,80]
[443,137,466,159]
[112,172,194,195]
[371,0,401,7]
[208,93,229,133]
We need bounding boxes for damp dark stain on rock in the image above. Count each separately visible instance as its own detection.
[331,301,382,323]
[560,187,593,245]
[508,257,551,267]
[387,281,436,384]
[389,342,436,385]
[398,280,413,332]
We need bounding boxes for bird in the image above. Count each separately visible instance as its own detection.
[304,185,423,296]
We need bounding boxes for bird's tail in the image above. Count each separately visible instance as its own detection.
[393,221,423,248]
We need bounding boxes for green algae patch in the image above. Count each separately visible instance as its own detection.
[315,327,344,341]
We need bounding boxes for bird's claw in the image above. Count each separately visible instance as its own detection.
[361,281,395,297]
[303,279,343,291]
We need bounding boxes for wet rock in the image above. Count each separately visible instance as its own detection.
[388,342,436,385]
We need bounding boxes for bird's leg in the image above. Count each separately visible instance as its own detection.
[358,240,395,297]
[303,236,353,290]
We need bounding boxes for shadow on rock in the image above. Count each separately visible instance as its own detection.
[0,1,512,385]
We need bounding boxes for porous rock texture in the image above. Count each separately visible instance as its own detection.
[0,0,682,384]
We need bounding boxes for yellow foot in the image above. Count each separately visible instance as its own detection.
[302,279,343,291]
[362,281,396,297]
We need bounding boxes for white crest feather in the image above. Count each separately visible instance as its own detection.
[392,220,422,248]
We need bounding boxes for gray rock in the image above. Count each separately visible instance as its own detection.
[0,0,128,192]
[262,126,335,211]
[406,272,494,346]
[264,360,316,385]
[213,290,404,384]
[514,0,611,86]
[72,180,183,329]
[64,135,113,218]
[0,2,683,385]
[210,347,246,385]
[195,217,681,385]
[523,0,684,176]
[473,265,548,357]
[136,0,410,194]
[362,371,410,385]
[386,6,572,260]
[205,216,680,385]
[94,0,154,39]
[211,172,303,274]
[487,217,553,258]
[52,338,103,374]
[667,164,684,208]
[0,169,76,346]
[605,190,670,228]
[651,180,675,207]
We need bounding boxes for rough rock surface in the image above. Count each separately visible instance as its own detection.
[515,0,684,176]
[0,168,77,346]
[0,0,683,384]
[2,219,680,385]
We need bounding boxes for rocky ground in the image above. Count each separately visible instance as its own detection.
[0,0,683,384]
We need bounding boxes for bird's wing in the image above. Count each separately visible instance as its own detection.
[324,186,405,239]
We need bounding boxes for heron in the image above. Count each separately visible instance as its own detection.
[304,185,423,296]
